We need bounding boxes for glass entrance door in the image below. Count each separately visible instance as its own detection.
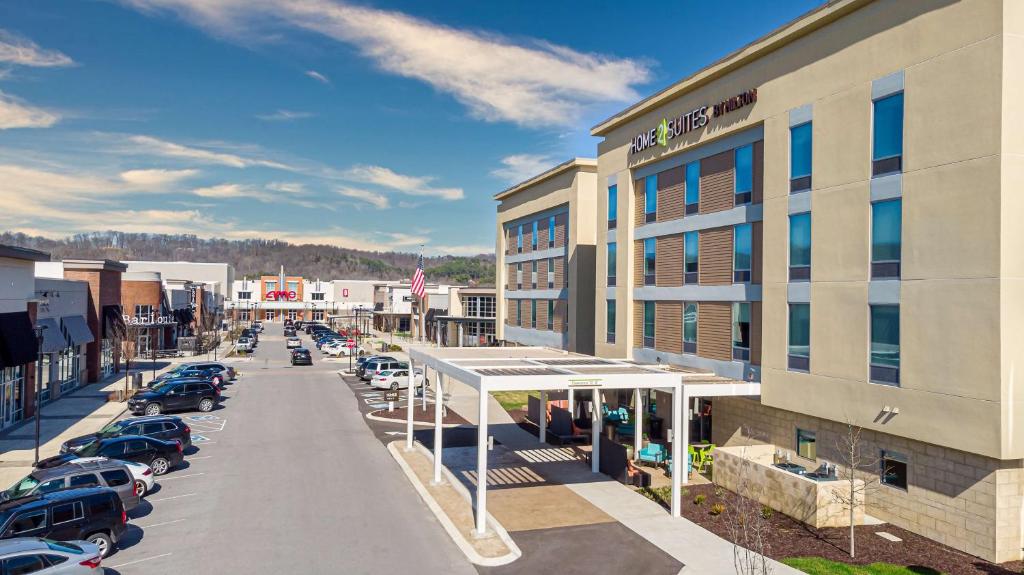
[2,380,13,428]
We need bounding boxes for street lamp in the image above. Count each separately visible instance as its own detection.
[32,325,47,466]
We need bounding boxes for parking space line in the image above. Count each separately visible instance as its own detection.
[188,455,212,460]
[109,553,172,568]
[137,518,187,529]
[149,493,197,503]
[159,473,205,481]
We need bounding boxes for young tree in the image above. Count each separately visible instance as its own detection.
[724,448,773,575]
[830,422,879,558]
[120,324,145,397]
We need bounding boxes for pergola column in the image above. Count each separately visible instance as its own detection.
[422,366,428,411]
[432,372,445,484]
[633,389,642,460]
[591,388,600,473]
[475,384,489,535]
[567,388,575,418]
[671,384,686,517]
[405,357,415,451]
[538,390,547,444]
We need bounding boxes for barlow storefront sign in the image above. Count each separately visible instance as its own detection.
[628,88,758,155]
[265,290,297,301]
[123,314,175,326]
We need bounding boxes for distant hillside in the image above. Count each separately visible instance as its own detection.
[1,231,495,286]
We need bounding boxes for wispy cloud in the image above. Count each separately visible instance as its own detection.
[490,153,558,184]
[120,168,200,186]
[192,183,249,198]
[118,0,652,127]
[336,186,389,209]
[343,164,463,200]
[121,134,291,169]
[255,109,315,121]
[266,181,304,194]
[191,181,322,210]
[0,91,59,129]
[305,69,330,84]
[0,29,73,67]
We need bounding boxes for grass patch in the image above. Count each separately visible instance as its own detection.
[491,391,539,411]
[782,557,944,575]
[636,486,672,507]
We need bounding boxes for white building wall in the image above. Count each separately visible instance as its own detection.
[0,257,37,314]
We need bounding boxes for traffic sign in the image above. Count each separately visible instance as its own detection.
[383,390,400,402]
[346,339,356,348]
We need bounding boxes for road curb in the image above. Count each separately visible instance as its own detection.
[386,441,521,567]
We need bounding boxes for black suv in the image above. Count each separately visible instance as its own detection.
[41,436,184,476]
[61,415,191,454]
[129,380,220,416]
[290,348,312,366]
[0,487,127,557]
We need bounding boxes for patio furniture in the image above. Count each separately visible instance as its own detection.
[638,442,665,466]
[666,452,693,477]
[693,444,716,474]
[549,406,587,445]
[615,408,634,437]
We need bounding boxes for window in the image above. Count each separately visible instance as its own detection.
[36,479,64,494]
[871,199,901,279]
[547,300,554,331]
[517,225,523,253]
[100,469,131,487]
[607,243,617,287]
[134,304,153,322]
[52,502,83,525]
[796,429,816,460]
[68,474,98,488]
[643,301,655,348]
[733,224,752,283]
[873,92,904,176]
[684,232,699,284]
[4,554,47,575]
[548,216,555,248]
[789,212,811,281]
[532,221,539,250]
[788,303,810,371]
[531,260,538,289]
[683,303,697,353]
[644,175,657,222]
[88,497,114,517]
[264,282,276,294]
[237,291,251,300]
[547,258,555,289]
[643,238,656,285]
[9,511,46,535]
[790,122,812,192]
[607,185,617,229]
[685,161,700,214]
[732,302,751,361]
[880,450,908,490]
[311,292,325,301]
[515,301,521,325]
[735,144,753,205]
[870,305,900,385]
[530,300,537,329]
[516,263,522,290]
[606,300,616,343]
[287,281,298,294]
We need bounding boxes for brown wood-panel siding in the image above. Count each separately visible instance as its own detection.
[537,221,549,249]
[634,178,645,227]
[656,234,683,287]
[752,140,764,205]
[521,300,530,328]
[555,213,567,248]
[554,257,565,288]
[698,302,732,361]
[699,151,734,214]
[655,301,682,354]
[699,227,733,285]
[507,264,516,290]
[634,240,644,287]
[752,221,763,284]
[537,299,549,331]
[633,303,644,349]
[538,259,549,285]
[751,301,762,366]
[657,167,685,222]
[523,226,533,253]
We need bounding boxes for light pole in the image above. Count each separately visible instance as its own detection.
[32,325,46,466]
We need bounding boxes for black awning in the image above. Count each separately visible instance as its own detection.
[62,315,95,346]
[0,311,38,369]
[103,305,126,339]
[173,308,194,324]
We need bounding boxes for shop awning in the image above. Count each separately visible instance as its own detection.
[103,305,126,339]
[172,308,194,324]
[0,311,38,368]
[62,315,94,346]
[36,318,64,354]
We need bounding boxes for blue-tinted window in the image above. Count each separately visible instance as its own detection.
[643,301,655,345]
[791,123,812,179]
[735,144,753,196]
[645,175,657,215]
[644,238,656,276]
[531,300,537,328]
[517,225,523,249]
[683,303,697,344]
[790,213,811,268]
[684,232,698,273]
[547,300,554,330]
[607,185,617,221]
[734,224,752,273]
[871,305,900,369]
[532,221,538,249]
[606,300,615,342]
[685,162,700,206]
[548,217,555,247]
[732,302,751,350]
[788,303,810,359]
[873,93,904,161]
[607,242,617,279]
[872,200,902,263]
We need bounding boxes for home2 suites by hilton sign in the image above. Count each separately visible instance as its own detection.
[628,88,758,155]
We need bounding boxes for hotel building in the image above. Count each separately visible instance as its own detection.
[499,0,1024,563]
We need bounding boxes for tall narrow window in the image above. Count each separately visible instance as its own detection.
[789,212,811,281]
[788,303,810,371]
[547,300,554,330]
[870,305,900,385]
[547,257,555,288]
[873,92,904,176]
[871,199,902,279]
[683,303,697,353]
[643,238,656,285]
[531,260,538,289]
[606,300,616,343]
[532,221,539,250]
[684,232,699,284]
[685,161,700,214]
[643,301,655,348]
[516,263,522,290]
[517,225,523,253]
[607,185,617,229]
[791,122,812,192]
[644,175,657,223]
[732,302,751,361]
[735,144,753,205]
[733,224,752,283]
[531,300,537,329]
[516,300,521,325]
[548,216,555,248]
[607,242,617,287]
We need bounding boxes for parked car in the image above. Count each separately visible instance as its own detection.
[283,327,297,337]
[0,488,127,557]
[370,368,424,390]
[235,338,253,353]
[152,365,225,386]
[356,356,396,379]
[3,460,140,512]
[286,337,302,349]
[128,381,220,416]
[47,437,183,476]
[323,342,362,357]
[61,415,191,455]
[252,321,264,333]
[70,458,155,498]
[155,362,236,382]
[0,537,104,573]
[290,348,312,366]
[361,359,408,381]
[241,329,258,344]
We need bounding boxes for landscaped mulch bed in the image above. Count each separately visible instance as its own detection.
[369,405,469,425]
[635,481,1023,575]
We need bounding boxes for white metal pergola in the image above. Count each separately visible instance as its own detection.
[402,346,761,536]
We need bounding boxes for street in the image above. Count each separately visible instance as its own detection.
[106,323,476,574]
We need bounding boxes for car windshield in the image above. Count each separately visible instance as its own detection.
[5,474,40,499]
[98,420,127,436]
[77,441,103,457]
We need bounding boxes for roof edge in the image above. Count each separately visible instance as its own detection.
[493,157,597,201]
[0,244,50,262]
[61,259,128,272]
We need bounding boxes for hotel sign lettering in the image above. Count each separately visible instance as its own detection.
[628,88,758,155]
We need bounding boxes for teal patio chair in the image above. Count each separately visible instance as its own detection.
[637,442,665,466]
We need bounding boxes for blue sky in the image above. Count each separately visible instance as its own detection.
[0,0,820,256]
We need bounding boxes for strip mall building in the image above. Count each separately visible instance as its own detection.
[496,0,1024,563]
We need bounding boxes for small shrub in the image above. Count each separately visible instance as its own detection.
[760,505,774,520]
[693,493,706,505]
[681,488,690,497]
[388,344,403,352]
[714,486,724,497]
[709,503,726,516]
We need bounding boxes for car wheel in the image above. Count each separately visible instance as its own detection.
[135,479,148,497]
[150,457,170,475]
[198,398,214,412]
[390,382,399,391]
[87,532,112,558]
[144,403,162,416]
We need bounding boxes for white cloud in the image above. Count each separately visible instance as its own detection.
[123,134,291,169]
[266,181,304,194]
[490,153,558,184]
[336,186,389,209]
[255,109,314,121]
[0,29,73,67]
[343,164,463,200]
[118,0,652,127]
[120,168,199,186]
[0,91,59,129]
[305,70,330,84]
[192,183,250,198]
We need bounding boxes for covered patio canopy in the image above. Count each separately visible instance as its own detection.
[404,346,761,536]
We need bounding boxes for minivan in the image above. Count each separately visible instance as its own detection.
[3,460,140,512]
[360,359,408,381]
[0,487,128,557]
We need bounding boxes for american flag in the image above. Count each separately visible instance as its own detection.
[411,254,426,298]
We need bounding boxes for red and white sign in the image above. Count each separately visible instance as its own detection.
[346,339,356,348]
[265,290,297,301]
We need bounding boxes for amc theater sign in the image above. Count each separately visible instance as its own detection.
[265,290,297,301]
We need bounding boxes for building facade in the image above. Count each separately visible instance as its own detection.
[494,159,597,354]
[228,273,377,324]
[59,260,127,383]
[0,245,49,430]
[435,287,497,347]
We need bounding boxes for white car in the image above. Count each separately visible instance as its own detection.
[74,456,156,497]
[235,337,253,352]
[370,368,425,390]
[286,337,302,349]
[323,342,362,357]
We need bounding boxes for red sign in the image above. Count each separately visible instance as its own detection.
[346,339,356,348]
[265,290,297,301]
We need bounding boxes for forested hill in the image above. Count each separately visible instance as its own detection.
[1,231,495,286]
